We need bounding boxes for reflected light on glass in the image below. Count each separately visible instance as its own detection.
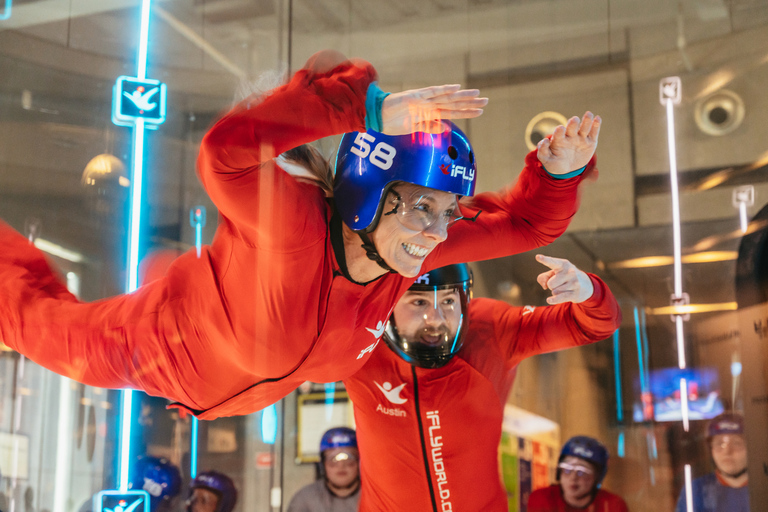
[695,69,735,100]
[34,238,85,263]
[693,219,768,252]
[608,251,737,269]
[731,361,742,377]
[648,302,737,315]
[694,170,730,191]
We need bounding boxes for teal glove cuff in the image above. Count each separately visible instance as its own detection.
[544,164,587,179]
[365,82,391,133]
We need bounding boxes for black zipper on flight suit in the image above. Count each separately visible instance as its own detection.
[412,365,439,512]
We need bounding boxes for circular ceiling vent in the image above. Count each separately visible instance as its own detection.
[694,89,745,136]
[524,111,569,151]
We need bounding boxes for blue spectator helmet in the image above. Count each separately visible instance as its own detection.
[318,427,358,479]
[128,456,182,512]
[707,412,744,438]
[320,427,357,454]
[384,263,473,368]
[557,436,609,487]
[187,471,238,512]
[334,122,476,233]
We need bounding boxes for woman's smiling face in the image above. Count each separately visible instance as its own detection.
[370,183,460,277]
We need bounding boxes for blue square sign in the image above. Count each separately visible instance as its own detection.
[94,490,150,512]
[113,76,167,127]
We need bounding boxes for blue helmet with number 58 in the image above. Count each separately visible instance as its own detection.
[334,122,477,233]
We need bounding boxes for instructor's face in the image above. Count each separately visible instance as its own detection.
[371,184,458,278]
[393,289,462,344]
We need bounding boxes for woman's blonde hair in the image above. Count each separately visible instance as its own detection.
[281,144,334,196]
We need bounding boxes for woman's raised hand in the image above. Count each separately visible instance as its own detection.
[381,85,488,136]
[536,111,601,175]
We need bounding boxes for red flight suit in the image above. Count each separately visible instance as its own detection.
[344,276,621,511]
[0,53,592,419]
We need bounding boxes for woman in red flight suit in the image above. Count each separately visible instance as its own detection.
[0,50,601,419]
[343,256,621,512]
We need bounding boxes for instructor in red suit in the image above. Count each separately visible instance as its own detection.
[344,257,621,511]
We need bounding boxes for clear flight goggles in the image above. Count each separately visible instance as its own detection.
[558,462,594,479]
[383,187,463,232]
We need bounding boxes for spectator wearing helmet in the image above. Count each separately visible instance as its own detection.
[0,48,600,420]
[186,471,238,512]
[127,456,182,512]
[287,427,360,512]
[344,257,621,511]
[528,436,628,511]
[674,412,749,512]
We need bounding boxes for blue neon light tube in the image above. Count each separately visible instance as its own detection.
[0,0,11,21]
[613,330,623,423]
[119,0,153,492]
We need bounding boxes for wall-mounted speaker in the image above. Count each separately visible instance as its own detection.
[694,89,745,136]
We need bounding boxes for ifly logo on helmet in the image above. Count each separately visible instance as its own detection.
[715,420,740,432]
[439,163,474,182]
[415,274,430,285]
[573,446,594,458]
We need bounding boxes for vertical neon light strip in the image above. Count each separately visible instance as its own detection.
[666,99,683,299]
[684,464,694,512]
[633,308,648,399]
[613,330,624,423]
[739,202,748,233]
[0,0,11,20]
[680,378,690,432]
[665,97,687,370]
[120,0,153,492]
[190,207,202,479]
[190,417,199,478]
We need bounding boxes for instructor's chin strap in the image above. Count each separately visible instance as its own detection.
[357,231,396,273]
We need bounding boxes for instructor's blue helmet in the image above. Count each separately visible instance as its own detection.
[334,122,476,233]
[385,263,473,369]
[558,436,609,486]
[188,471,238,512]
[128,456,182,512]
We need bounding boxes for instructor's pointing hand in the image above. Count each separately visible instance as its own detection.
[535,254,594,305]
